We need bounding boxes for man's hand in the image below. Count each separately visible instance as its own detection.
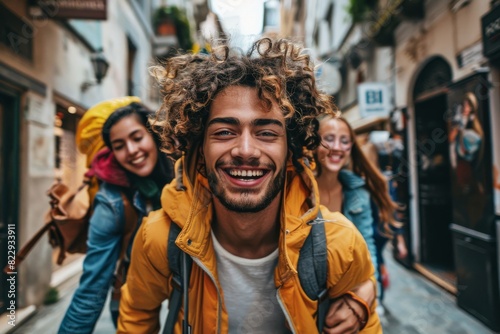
[323,280,375,333]
[323,297,362,333]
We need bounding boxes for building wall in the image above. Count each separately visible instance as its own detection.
[0,0,157,309]
[395,0,490,107]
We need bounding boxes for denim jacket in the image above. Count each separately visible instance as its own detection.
[58,182,148,334]
[339,169,379,281]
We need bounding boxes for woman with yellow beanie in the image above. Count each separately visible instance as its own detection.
[59,99,175,333]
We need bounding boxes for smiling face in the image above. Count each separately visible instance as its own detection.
[109,114,158,177]
[316,117,352,175]
[202,86,288,213]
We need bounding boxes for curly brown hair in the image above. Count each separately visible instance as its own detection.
[151,38,337,172]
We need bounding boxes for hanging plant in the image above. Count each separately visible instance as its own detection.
[346,0,377,22]
[153,6,193,51]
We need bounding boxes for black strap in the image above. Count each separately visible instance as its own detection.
[163,223,192,334]
[297,210,328,331]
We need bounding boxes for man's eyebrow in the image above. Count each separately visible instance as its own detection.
[252,118,284,128]
[207,117,284,128]
[207,117,240,127]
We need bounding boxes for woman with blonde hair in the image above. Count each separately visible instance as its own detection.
[313,112,402,308]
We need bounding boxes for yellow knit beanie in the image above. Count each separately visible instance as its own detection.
[76,96,141,167]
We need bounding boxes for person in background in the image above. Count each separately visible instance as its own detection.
[449,92,484,190]
[371,173,408,310]
[58,101,175,334]
[118,38,381,333]
[313,113,403,313]
[360,130,409,304]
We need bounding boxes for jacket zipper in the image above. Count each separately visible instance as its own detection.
[192,257,222,334]
[276,288,296,334]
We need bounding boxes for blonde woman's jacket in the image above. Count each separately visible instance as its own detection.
[118,150,382,334]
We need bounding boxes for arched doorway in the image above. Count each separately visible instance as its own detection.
[412,56,455,287]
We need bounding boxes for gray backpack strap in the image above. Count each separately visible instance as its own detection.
[297,210,329,331]
[163,223,192,334]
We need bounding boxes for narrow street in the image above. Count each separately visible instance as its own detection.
[2,1,500,333]
[381,247,496,334]
[6,247,495,334]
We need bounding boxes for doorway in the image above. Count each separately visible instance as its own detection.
[414,95,454,269]
[412,57,455,289]
[0,90,20,314]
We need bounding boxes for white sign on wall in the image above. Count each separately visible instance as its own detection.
[25,92,53,127]
[357,82,392,118]
[28,123,54,177]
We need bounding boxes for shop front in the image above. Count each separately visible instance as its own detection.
[447,71,499,331]
[399,19,500,328]
[475,3,500,331]
[411,57,455,287]
[404,55,500,331]
[403,54,500,331]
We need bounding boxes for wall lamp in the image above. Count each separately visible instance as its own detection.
[81,49,110,92]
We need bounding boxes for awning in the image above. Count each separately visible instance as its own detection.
[351,116,388,133]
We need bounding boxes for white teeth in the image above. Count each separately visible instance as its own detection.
[228,169,264,177]
[131,156,146,164]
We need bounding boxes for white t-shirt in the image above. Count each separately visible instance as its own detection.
[211,232,288,333]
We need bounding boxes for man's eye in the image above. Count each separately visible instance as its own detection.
[259,131,277,137]
[214,130,233,136]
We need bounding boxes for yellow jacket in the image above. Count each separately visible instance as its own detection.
[118,151,382,333]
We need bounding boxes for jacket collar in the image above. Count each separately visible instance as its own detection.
[160,148,322,285]
[338,169,365,190]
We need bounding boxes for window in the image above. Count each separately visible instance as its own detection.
[0,3,33,60]
[67,20,102,51]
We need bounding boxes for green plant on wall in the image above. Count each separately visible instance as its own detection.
[44,286,59,305]
[346,0,377,22]
[153,6,193,51]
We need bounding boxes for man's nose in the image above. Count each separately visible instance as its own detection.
[231,132,261,159]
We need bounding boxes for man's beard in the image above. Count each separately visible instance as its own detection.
[207,163,286,213]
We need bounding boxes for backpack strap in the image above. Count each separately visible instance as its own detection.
[163,222,193,334]
[118,192,138,261]
[297,210,329,331]
[110,192,139,303]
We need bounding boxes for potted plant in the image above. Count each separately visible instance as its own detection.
[153,6,177,36]
[346,0,377,22]
[153,6,193,51]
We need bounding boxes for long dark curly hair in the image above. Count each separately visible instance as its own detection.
[151,38,337,172]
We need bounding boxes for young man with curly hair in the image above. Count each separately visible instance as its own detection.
[118,38,382,334]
